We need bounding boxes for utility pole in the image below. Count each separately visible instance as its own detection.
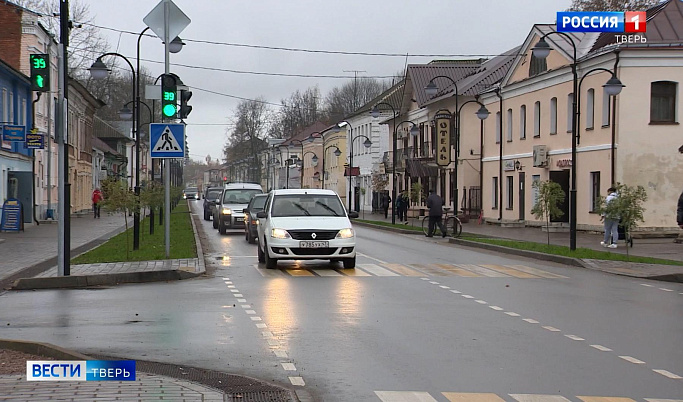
[57,0,70,276]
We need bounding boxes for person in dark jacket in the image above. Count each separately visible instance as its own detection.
[396,193,404,221]
[426,188,447,237]
[382,194,391,219]
[401,191,410,223]
[678,190,683,228]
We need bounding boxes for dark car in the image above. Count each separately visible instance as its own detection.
[243,194,268,244]
[203,187,223,221]
[183,187,199,200]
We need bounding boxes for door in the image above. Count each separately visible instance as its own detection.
[548,170,570,223]
[8,171,33,223]
[518,172,525,221]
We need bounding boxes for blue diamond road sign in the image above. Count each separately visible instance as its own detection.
[150,123,185,158]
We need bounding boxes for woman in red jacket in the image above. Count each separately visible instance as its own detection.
[92,188,103,219]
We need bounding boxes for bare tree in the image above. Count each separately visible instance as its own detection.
[268,87,326,139]
[325,77,388,123]
[224,98,271,181]
[16,0,110,79]
[567,0,662,11]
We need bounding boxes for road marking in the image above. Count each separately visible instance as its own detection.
[640,283,654,287]
[227,285,235,288]
[619,356,645,364]
[234,294,243,297]
[250,316,262,321]
[462,295,474,299]
[246,310,256,315]
[224,281,232,284]
[523,319,539,324]
[480,264,539,278]
[453,264,510,277]
[281,363,296,371]
[241,304,250,308]
[254,265,284,277]
[506,265,569,279]
[543,326,561,332]
[505,312,520,317]
[357,252,387,264]
[511,395,572,402]
[375,391,439,402]
[358,264,400,276]
[262,331,274,338]
[429,281,440,284]
[237,299,247,303]
[421,278,430,280]
[339,268,372,276]
[255,323,267,329]
[489,306,503,311]
[381,263,424,276]
[411,264,449,276]
[577,397,636,402]
[435,264,480,277]
[222,277,230,280]
[274,350,288,358]
[287,269,315,276]
[659,288,674,292]
[450,290,462,294]
[440,285,451,289]
[475,300,488,304]
[289,376,305,386]
[312,269,343,277]
[565,334,585,341]
[267,339,279,347]
[652,369,683,379]
[645,398,683,401]
[444,393,505,401]
[230,289,239,293]
[590,345,612,351]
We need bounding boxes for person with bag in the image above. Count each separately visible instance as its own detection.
[601,187,619,248]
[92,188,103,219]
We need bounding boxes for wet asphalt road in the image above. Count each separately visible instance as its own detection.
[1,201,682,401]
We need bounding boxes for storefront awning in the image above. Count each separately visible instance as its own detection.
[406,159,439,178]
[344,167,361,176]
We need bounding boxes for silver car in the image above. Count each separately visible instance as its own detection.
[214,183,263,235]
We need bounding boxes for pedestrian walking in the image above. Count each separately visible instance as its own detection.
[426,188,447,238]
[601,187,619,248]
[396,193,404,221]
[382,193,391,219]
[676,190,683,243]
[92,188,103,219]
[401,191,410,223]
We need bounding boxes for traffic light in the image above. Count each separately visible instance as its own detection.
[178,89,192,119]
[161,74,177,119]
[30,54,50,92]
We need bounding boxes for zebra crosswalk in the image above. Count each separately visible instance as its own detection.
[374,391,682,402]
[254,262,568,279]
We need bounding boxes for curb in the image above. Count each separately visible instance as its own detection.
[0,339,92,361]
[11,269,200,290]
[448,237,585,267]
[188,201,206,274]
[353,220,424,235]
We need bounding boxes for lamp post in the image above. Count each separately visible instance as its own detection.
[370,103,398,224]
[532,34,624,251]
[300,151,318,188]
[333,121,371,212]
[454,100,490,216]
[319,136,342,189]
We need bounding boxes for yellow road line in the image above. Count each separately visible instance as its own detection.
[286,269,315,276]
[577,397,636,402]
[381,263,424,276]
[453,264,510,277]
[443,393,505,401]
[410,264,449,276]
[480,264,540,278]
[506,264,569,278]
[435,264,481,277]
[338,268,372,276]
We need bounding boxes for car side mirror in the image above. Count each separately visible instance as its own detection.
[215,198,221,203]
[348,211,359,219]
[243,208,249,213]
[256,211,267,219]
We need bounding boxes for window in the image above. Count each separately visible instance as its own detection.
[506,176,514,209]
[495,112,501,143]
[529,54,548,76]
[506,108,513,142]
[583,89,594,130]
[532,175,541,206]
[650,81,677,123]
[567,93,574,132]
[602,88,611,127]
[271,194,346,217]
[520,105,527,139]
[492,177,499,209]
[550,97,557,134]
[590,172,600,212]
[534,101,541,137]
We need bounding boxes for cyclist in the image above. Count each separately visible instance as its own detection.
[426,188,447,238]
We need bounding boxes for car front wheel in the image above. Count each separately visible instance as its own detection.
[212,214,218,229]
[203,210,210,221]
[343,257,356,269]
[219,219,227,235]
[257,239,265,263]
[264,240,277,269]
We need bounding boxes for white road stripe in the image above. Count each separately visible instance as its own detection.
[274,350,288,358]
[462,295,474,299]
[241,304,250,308]
[227,285,235,288]
[505,312,520,317]
[255,323,267,329]
[450,290,462,294]
[250,316,262,321]
[475,300,487,304]
[281,363,296,371]
[312,269,343,277]
[246,310,256,314]
[358,263,400,276]
[439,285,450,289]
[565,334,585,341]
[262,331,274,338]
[267,339,279,346]
[230,289,239,293]
[421,278,430,280]
[653,369,683,379]
[234,294,243,297]
[224,281,232,284]
[590,344,612,351]
[659,288,674,292]
[237,299,247,303]
[489,306,503,311]
[289,376,305,386]
[619,356,645,364]
[641,283,654,287]
[510,395,572,402]
[374,391,439,402]
[357,252,388,264]
[222,277,230,280]
[429,281,440,284]
[645,398,683,401]
[543,326,561,332]
[523,319,539,324]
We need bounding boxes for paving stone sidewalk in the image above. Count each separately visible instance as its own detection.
[0,372,225,401]
[35,259,203,277]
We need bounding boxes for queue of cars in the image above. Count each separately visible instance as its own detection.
[197,182,357,269]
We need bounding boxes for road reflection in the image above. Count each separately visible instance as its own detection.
[261,278,295,349]
[336,278,364,325]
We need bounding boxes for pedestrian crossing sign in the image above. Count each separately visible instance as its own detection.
[150,123,185,158]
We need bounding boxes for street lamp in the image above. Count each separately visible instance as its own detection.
[333,121,372,212]
[453,100,490,216]
[89,53,139,250]
[532,34,624,251]
[370,103,398,224]
[301,151,318,188]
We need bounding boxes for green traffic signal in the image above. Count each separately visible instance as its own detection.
[163,103,177,118]
[35,75,45,88]
[161,74,178,119]
[30,54,49,92]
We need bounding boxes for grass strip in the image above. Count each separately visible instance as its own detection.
[355,219,424,232]
[72,202,197,264]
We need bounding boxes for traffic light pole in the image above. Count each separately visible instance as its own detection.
[57,0,70,276]
[164,0,171,258]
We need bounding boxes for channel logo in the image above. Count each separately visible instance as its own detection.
[26,360,136,381]
[557,11,646,33]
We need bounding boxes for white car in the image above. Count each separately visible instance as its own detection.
[256,189,359,269]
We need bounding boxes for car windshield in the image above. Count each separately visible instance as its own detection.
[222,189,262,204]
[207,190,221,200]
[185,187,197,193]
[271,194,345,217]
[251,196,267,211]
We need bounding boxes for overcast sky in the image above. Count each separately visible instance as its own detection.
[85,0,572,163]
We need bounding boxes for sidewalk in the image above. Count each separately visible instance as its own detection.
[356,212,683,282]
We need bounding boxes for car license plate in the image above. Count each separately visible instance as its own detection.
[235,217,243,222]
[299,241,329,248]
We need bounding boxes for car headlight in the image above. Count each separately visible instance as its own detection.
[183,194,187,199]
[336,228,354,239]
[222,208,232,215]
[271,228,290,239]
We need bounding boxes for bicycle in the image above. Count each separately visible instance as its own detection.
[421,207,462,238]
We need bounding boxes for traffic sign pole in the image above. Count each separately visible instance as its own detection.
[164,0,171,258]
